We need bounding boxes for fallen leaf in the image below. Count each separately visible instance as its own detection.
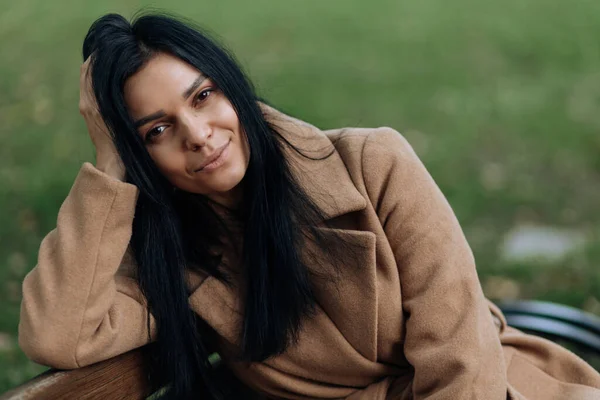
[483,276,521,300]
[0,332,13,352]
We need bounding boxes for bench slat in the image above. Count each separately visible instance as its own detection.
[1,347,151,400]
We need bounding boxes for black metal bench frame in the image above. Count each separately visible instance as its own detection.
[498,300,600,358]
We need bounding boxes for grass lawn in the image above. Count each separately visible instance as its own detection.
[1,0,599,392]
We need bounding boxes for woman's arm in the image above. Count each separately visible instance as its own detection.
[18,59,154,369]
[361,128,506,399]
[18,163,155,369]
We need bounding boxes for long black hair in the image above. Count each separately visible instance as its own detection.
[83,11,355,399]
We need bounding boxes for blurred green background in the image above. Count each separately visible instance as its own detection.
[1,0,599,392]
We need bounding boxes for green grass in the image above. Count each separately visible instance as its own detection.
[1,0,600,392]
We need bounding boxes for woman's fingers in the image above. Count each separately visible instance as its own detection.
[79,57,97,116]
[77,58,126,180]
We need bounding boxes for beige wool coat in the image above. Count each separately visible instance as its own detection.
[19,105,600,399]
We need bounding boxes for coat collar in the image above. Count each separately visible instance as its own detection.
[188,105,379,363]
[260,103,367,221]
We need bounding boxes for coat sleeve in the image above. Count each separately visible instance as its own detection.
[18,162,156,369]
[361,128,507,399]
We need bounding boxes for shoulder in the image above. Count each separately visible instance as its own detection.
[324,126,434,212]
[324,126,420,176]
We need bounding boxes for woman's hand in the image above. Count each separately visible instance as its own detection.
[79,57,126,181]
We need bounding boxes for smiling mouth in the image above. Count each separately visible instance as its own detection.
[194,140,230,172]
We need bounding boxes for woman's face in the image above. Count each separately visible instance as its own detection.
[124,52,250,209]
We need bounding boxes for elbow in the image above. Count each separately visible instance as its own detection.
[18,317,80,370]
[18,273,82,369]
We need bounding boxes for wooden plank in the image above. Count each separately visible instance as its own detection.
[1,347,151,400]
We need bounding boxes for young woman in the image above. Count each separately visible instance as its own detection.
[18,12,600,400]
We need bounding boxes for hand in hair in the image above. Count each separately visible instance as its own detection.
[79,57,125,180]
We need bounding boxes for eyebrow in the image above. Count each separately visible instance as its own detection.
[182,74,207,100]
[133,74,208,128]
[133,111,166,129]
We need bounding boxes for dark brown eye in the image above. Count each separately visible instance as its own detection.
[194,88,213,105]
[145,125,167,143]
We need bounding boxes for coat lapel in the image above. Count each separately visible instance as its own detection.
[299,226,379,361]
[263,103,367,220]
[189,105,379,362]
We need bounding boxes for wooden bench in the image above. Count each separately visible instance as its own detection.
[0,346,151,399]
[3,301,599,399]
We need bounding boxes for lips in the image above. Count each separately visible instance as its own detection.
[195,140,230,171]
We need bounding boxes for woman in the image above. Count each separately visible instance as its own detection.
[18,12,600,400]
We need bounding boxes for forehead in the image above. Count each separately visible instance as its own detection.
[124,53,202,116]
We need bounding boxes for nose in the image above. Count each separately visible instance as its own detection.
[181,114,212,152]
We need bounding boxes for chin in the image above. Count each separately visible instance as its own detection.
[201,169,246,194]
[174,162,246,196]
[223,163,247,187]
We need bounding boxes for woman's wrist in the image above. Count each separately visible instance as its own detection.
[95,152,126,181]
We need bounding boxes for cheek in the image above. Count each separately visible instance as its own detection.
[215,97,240,129]
[230,138,251,184]
[226,108,240,129]
[147,146,187,178]
[235,127,251,168]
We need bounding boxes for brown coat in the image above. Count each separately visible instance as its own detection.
[19,105,600,399]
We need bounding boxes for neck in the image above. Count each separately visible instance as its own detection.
[206,184,244,217]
